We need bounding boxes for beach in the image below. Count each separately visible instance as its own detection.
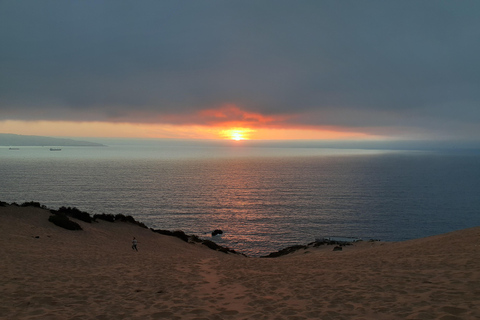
[1,205,479,319]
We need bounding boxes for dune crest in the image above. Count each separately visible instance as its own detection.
[1,205,479,319]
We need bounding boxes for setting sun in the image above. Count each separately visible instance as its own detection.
[220,128,253,141]
[231,130,245,141]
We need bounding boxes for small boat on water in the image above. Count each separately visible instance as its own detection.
[49,148,62,151]
[9,148,20,150]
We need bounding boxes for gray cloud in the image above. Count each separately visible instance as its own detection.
[1,0,480,139]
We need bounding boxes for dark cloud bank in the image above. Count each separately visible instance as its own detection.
[1,1,479,140]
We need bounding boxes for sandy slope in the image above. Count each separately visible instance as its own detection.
[1,205,479,319]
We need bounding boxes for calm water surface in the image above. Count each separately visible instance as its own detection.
[1,143,479,256]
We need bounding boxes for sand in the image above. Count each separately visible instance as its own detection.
[1,205,479,320]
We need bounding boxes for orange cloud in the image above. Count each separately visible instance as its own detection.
[197,104,291,127]
[190,105,378,140]
[250,127,375,140]
[0,105,383,141]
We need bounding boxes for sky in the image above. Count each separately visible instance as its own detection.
[1,1,479,142]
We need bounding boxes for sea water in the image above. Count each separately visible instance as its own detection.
[1,141,480,256]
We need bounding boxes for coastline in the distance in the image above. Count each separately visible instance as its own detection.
[0,133,105,147]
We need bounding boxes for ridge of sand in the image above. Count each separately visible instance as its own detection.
[1,205,479,319]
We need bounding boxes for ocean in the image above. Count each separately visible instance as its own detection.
[2,141,480,256]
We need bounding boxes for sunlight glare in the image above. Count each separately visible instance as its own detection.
[231,131,244,141]
[220,128,253,141]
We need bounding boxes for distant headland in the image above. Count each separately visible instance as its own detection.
[0,133,105,147]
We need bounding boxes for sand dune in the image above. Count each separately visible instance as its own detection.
[1,205,479,319]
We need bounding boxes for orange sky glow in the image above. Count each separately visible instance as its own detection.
[0,104,382,141]
[0,119,378,141]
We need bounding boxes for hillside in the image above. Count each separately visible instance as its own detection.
[1,204,479,319]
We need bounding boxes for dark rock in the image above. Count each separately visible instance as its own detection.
[333,246,343,251]
[212,229,223,236]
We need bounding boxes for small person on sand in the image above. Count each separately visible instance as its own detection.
[132,237,138,251]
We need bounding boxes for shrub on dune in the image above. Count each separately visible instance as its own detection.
[114,214,147,228]
[55,206,93,223]
[48,214,82,230]
[93,213,116,222]
[20,201,46,208]
[172,230,189,242]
